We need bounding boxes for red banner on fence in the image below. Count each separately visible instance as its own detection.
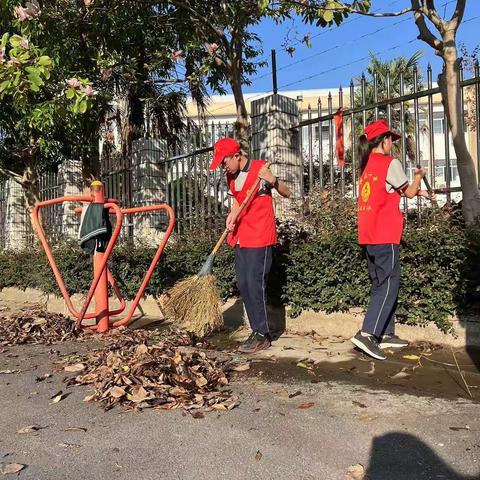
[333,108,345,168]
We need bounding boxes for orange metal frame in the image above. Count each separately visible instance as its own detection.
[31,184,175,332]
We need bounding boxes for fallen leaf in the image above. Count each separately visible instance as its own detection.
[57,442,81,448]
[296,361,310,369]
[390,368,411,380]
[449,426,470,431]
[366,362,375,375]
[83,394,96,402]
[16,425,46,434]
[403,354,420,361]
[0,463,26,475]
[352,401,367,408]
[130,386,150,403]
[50,391,67,403]
[297,402,315,409]
[231,364,250,372]
[135,344,148,356]
[255,450,262,461]
[345,463,365,480]
[359,415,377,422]
[288,390,302,399]
[109,386,126,399]
[64,363,86,373]
[190,411,204,419]
[35,373,52,382]
[0,370,21,375]
[63,427,87,432]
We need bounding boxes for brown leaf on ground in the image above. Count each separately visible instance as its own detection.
[288,390,302,399]
[65,328,238,414]
[352,401,367,408]
[345,463,365,480]
[64,363,86,373]
[0,370,21,374]
[297,402,315,409]
[57,442,81,448]
[35,373,52,382]
[0,463,26,475]
[16,425,47,434]
[50,391,68,403]
[63,427,87,432]
[255,450,262,461]
[231,363,250,372]
[390,367,412,380]
[449,425,470,431]
[0,306,82,346]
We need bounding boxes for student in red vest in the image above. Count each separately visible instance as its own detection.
[209,137,291,353]
[351,119,435,360]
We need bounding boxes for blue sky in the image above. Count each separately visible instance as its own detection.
[241,0,480,93]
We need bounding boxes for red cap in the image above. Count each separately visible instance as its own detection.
[362,119,400,142]
[209,137,241,170]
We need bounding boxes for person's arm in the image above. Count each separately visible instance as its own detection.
[258,164,291,198]
[402,168,425,199]
[386,160,427,199]
[226,198,240,231]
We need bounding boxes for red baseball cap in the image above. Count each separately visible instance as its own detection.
[362,119,401,142]
[209,137,241,170]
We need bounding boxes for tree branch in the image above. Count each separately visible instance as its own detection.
[411,0,443,53]
[0,166,24,185]
[350,7,415,17]
[170,0,224,40]
[274,1,415,17]
[449,0,466,33]
[422,0,445,30]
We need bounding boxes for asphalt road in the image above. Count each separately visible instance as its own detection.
[1,340,479,480]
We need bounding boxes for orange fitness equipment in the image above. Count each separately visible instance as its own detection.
[32,180,175,333]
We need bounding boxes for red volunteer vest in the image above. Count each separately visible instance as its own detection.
[227,160,277,248]
[358,153,404,245]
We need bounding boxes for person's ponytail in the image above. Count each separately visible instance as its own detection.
[358,134,370,174]
[357,133,391,174]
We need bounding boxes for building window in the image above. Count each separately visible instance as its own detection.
[314,124,331,141]
[433,117,445,134]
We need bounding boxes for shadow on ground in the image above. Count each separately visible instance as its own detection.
[366,432,479,480]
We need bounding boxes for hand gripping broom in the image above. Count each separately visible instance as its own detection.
[163,166,268,338]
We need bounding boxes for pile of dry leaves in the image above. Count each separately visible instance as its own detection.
[64,329,241,414]
[0,306,82,346]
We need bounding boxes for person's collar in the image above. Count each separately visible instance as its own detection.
[240,156,251,172]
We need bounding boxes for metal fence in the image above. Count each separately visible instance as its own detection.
[99,121,234,240]
[294,62,480,211]
[0,179,6,249]
[1,62,479,249]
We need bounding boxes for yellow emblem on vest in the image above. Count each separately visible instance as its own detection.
[361,181,371,203]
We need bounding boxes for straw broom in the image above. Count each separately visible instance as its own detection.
[163,169,267,338]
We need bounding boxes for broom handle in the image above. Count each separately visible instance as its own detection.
[416,164,439,208]
[417,164,433,194]
[210,163,270,257]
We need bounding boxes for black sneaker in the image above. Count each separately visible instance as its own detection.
[238,332,257,351]
[380,334,409,349]
[351,331,387,360]
[238,332,271,354]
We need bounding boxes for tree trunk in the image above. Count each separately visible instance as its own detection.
[230,67,250,153]
[21,160,40,213]
[439,32,480,224]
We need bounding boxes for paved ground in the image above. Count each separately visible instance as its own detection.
[1,300,480,479]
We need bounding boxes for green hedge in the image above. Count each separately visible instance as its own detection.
[282,195,480,333]
[1,200,479,333]
[0,230,237,301]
